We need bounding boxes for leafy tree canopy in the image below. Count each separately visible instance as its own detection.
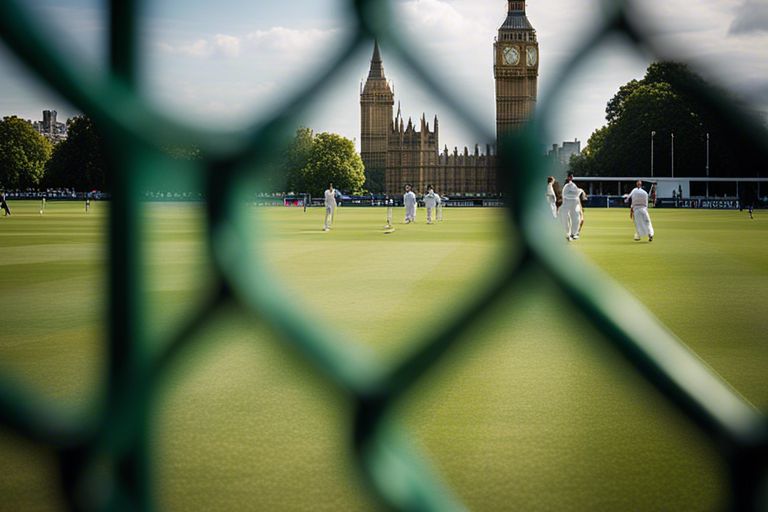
[0,116,52,189]
[44,116,107,191]
[576,62,765,178]
[283,128,365,196]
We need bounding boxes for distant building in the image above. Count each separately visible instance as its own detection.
[548,139,581,165]
[32,109,67,143]
[360,1,539,196]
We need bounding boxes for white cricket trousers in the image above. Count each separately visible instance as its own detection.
[547,196,557,219]
[632,206,654,237]
[560,200,580,238]
[405,204,416,222]
[324,206,334,230]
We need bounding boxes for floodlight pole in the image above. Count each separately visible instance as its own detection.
[650,131,656,177]
[671,132,675,178]
[706,133,710,198]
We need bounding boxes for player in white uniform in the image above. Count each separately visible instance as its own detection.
[625,180,654,242]
[545,176,557,219]
[560,175,581,240]
[403,184,417,223]
[423,186,439,224]
[323,183,337,231]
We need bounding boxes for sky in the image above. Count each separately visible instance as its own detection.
[1,0,767,152]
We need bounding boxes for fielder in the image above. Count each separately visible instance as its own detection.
[545,176,557,219]
[424,186,439,224]
[625,180,654,242]
[323,183,337,232]
[560,174,581,240]
[403,184,417,223]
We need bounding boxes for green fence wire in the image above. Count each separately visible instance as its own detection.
[1,0,768,510]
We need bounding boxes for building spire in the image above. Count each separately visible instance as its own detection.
[508,1,525,13]
[368,40,385,79]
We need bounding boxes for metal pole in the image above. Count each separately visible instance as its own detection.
[706,133,710,198]
[651,131,655,177]
[671,132,675,178]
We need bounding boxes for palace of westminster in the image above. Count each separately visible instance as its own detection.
[360,1,539,196]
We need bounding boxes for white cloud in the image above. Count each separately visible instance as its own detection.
[213,34,242,58]
[157,26,336,61]
[398,0,489,39]
[246,26,338,53]
[159,38,214,58]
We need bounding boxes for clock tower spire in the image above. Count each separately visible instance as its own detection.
[494,1,539,141]
[360,41,394,193]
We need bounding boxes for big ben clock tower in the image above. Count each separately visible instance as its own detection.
[494,1,539,141]
[360,41,394,194]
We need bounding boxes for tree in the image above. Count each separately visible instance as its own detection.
[283,127,314,193]
[605,79,641,124]
[44,116,107,191]
[576,62,765,178]
[304,132,365,196]
[0,116,52,189]
[282,129,365,196]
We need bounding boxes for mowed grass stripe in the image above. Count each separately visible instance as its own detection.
[574,208,768,410]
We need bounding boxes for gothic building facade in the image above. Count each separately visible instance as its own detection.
[360,1,539,196]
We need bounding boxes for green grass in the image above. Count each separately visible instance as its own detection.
[0,201,766,511]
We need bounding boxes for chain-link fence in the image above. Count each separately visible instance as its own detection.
[1,0,767,510]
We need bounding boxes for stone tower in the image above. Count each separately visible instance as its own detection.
[360,41,395,193]
[494,1,539,140]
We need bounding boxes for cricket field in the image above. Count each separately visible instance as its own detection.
[0,201,766,511]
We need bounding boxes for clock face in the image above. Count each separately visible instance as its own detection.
[503,46,520,66]
[526,46,538,67]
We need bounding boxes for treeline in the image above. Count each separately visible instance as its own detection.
[570,62,766,178]
[0,115,106,191]
[0,116,365,197]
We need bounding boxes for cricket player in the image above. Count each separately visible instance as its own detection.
[625,180,654,242]
[546,176,557,219]
[424,186,439,224]
[403,184,417,223]
[0,192,10,216]
[385,198,394,228]
[560,175,581,240]
[323,183,337,231]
